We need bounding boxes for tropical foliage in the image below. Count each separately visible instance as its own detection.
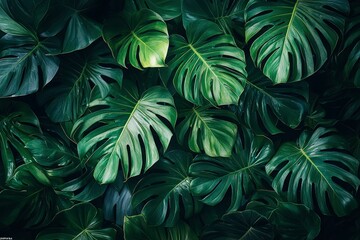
[0,0,359,239]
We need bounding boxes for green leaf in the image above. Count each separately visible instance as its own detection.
[245,0,349,83]
[72,81,177,183]
[176,100,238,157]
[38,42,122,122]
[0,100,42,183]
[40,0,102,53]
[202,210,274,240]
[190,128,274,211]
[266,127,360,216]
[237,65,309,135]
[132,150,201,226]
[36,203,116,240]
[182,0,247,39]
[0,34,59,97]
[125,0,181,20]
[247,190,321,240]
[124,214,198,240]
[103,9,169,69]
[161,20,247,106]
[0,163,71,228]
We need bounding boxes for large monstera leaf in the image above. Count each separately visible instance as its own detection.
[39,42,123,122]
[103,9,169,69]
[161,20,247,106]
[0,163,71,228]
[176,99,238,157]
[247,190,321,240]
[132,150,201,227]
[124,215,198,240]
[245,0,349,83]
[190,128,274,211]
[202,210,274,240]
[0,101,42,183]
[72,82,177,183]
[182,0,247,39]
[237,65,309,135]
[36,203,116,240]
[125,0,181,20]
[266,127,360,216]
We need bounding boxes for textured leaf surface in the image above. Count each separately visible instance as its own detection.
[39,42,122,122]
[266,127,360,216]
[202,210,274,240]
[245,0,349,83]
[103,9,169,69]
[176,101,238,157]
[124,215,198,240]
[132,150,201,226]
[161,20,247,106]
[72,82,177,183]
[36,203,116,240]
[190,128,274,211]
[125,0,181,20]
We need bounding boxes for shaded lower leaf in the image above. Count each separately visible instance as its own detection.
[202,210,274,240]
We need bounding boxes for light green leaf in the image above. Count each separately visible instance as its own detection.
[161,20,247,106]
[245,0,349,83]
[132,150,201,227]
[176,100,238,157]
[190,128,274,211]
[124,214,198,240]
[103,9,169,69]
[266,127,360,216]
[72,81,177,183]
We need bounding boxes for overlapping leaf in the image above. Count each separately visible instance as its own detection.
[132,150,201,226]
[245,0,349,83]
[38,42,123,122]
[125,0,181,20]
[161,20,247,106]
[103,9,169,69]
[190,128,274,211]
[72,81,177,183]
[176,99,238,157]
[266,127,360,216]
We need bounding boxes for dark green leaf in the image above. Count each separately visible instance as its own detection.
[72,81,177,183]
[245,0,349,83]
[125,0,181,20]
[132,150,202,226]
[124,214,198,240]
[103,9,169,69]
[202,210,274,240]
[176,100,238,157]
[266,127,360,216]
[161,20,247,106]
[36,203,116,240]
[190,128,274,211]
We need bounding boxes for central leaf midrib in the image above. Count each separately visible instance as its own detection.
[188,44,219,81]
[131,31,160,56]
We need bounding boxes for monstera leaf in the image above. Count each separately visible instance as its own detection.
[247,190,321,240]
[190,128,274,211]
[237,65,309,135]
[125,0,181,20]
[36,203,116,240]
[38,42,123,122]
[266,127,360,216]
[0,163,71,228]
[103,9,169,69]
[245,0,349,83]
[202,210,274,240]
[176,99,238,157]
[182,0,246,39]
[124,215,198,240]
[161,20,247,106]
[72,81,177,183]
[0,100,42,183]
[132,150,201,226]
[40,0,102,53]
